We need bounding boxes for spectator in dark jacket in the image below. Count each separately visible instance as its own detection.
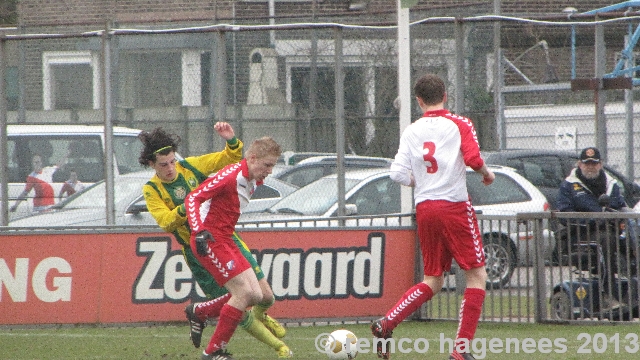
[557,147,630,309]
[557,147,626,213]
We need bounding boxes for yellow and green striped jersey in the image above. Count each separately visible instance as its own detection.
[143,140,243,247]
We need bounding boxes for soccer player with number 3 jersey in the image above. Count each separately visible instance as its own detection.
[371,74,495,360]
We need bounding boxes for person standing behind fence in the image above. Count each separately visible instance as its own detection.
[371,73,495,360]
[186,137,283,360]
[10,154,57,213]
[139,126,290,359]
[58,168,85,200]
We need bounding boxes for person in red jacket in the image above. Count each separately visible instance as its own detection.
[58,168,85,200]
[10,154,57,213]
[186,137,283,360]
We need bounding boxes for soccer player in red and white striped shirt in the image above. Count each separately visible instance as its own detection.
[186,137,285,360]
[371,73,495,360]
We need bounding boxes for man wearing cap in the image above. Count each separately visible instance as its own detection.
[557,147,626,213]
[557,147,629,310]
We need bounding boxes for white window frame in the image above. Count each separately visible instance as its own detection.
[42,51,102,110]
[181,50,202,106]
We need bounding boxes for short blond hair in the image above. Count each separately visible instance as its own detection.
[246,137,282,158]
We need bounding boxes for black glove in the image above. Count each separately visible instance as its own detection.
[195,230,214,256]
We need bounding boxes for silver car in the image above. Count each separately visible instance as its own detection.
[272,154,393,188]
[239,166,554,288]
[7,170,298,227]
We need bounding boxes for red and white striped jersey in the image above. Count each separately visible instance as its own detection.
[24,166,57,207]
[390,109,484,204]
[186,159,261,239]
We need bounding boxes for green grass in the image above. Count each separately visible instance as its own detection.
[1,320,640,359]
[428,294,536,319]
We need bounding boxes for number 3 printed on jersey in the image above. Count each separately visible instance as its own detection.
[423,142,438,173]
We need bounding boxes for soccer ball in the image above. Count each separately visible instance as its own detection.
[324,329,358,359]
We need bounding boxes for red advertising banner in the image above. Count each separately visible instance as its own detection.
[0,229,416,325]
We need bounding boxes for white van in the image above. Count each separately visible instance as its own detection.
[5,124,146,218]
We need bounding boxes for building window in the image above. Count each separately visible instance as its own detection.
[118,51,209,108]
[138,52,181,107]
[42,51,101,110]
[52,64,93,110]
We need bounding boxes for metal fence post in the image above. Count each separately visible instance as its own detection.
[454,18,465,115]
[532,215,548,323]
[0,37,8,226]
[334,26,346,222]
[206,31,223,155]
[216,31,228,127]
[102,23,116,225]
[624,26,634,181]
[397,1,413,217]
[17,26,25,124]
[307,29,318,152]
[493,0,505,150]
[595,20,607,159]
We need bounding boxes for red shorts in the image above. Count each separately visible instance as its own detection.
[190,234,252,286]
[416,199,485,276]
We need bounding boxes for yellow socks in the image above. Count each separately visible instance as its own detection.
[239,311,285,351]
[251,298,274,321]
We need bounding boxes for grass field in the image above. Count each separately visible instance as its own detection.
[1,319,640,359]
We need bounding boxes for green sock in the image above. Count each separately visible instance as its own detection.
[240,311,284,350]
[252,297,275,321]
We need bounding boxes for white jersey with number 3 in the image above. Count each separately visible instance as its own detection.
[390,109,484,204]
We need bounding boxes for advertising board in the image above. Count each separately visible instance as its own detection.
[0,229,416,325]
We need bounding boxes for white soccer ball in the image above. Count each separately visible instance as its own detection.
[324,329,358,359]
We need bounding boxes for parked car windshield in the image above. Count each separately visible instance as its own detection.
[114,136,145,174]
[58,177,146,209]
[270,178,361,215]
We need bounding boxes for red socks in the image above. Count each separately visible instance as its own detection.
[385,282,433,329]
[383,283,485,353]
[195,293,232,320]
[455,288,485,351]
[205,304,244,354]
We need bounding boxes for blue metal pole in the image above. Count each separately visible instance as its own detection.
[582,1,640,15]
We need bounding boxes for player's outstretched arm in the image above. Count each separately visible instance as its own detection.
[214,121,235,141]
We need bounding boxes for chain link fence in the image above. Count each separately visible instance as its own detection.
[3,7,640,327]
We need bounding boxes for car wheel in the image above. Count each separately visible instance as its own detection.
[483,234,516,289]
[550,291,572,320]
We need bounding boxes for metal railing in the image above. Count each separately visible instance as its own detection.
[3,211,640,324]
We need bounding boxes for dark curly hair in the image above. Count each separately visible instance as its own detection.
[138,127,181,167]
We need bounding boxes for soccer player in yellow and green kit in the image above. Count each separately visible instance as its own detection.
[138,123,291,358]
